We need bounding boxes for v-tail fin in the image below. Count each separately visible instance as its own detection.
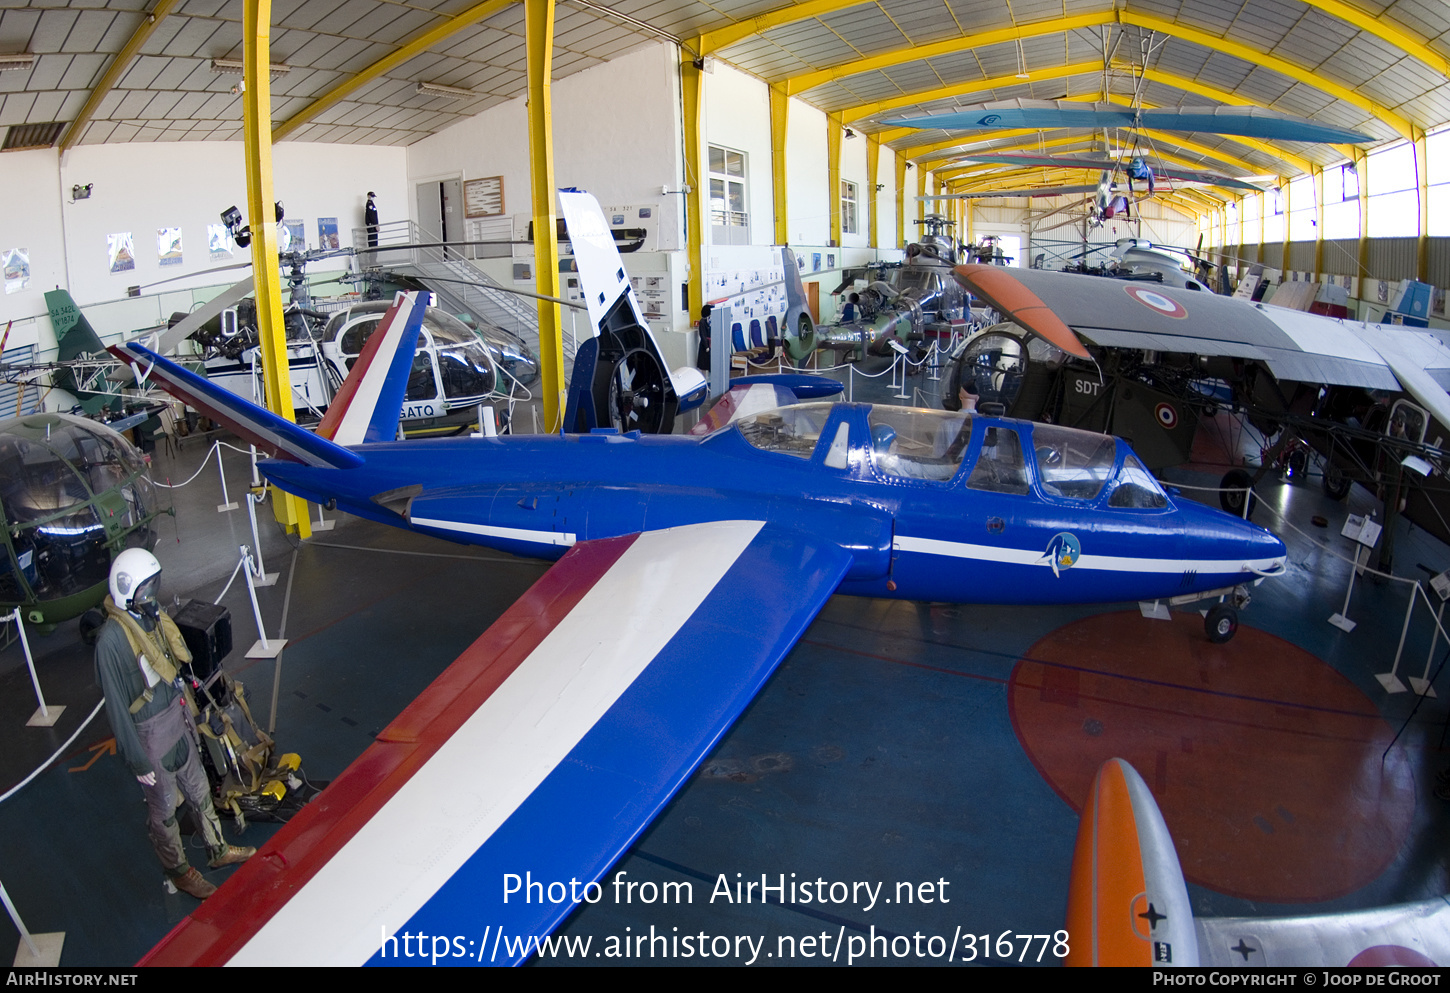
[316,291,428,445]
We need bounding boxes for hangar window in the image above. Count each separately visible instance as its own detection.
[842,181,858,235]
[709,145,748,245]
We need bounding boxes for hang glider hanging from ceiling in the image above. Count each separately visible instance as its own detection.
[884,99,1373,145]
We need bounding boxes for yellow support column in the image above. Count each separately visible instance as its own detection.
[525,0,564,432]
[1355,150,1370,297]
[895,154,906,249]
[1257,189,1266,266]
[1279,176,1291,276]
[827,113,842,248]
[1313,166,1325,281]
[769,84,789,245]
[866,135,879,249]
[242,0,309,539]
[681,47,705,329]
[1417,130,1430,283]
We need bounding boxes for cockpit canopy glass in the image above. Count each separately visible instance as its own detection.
[1107,456,1169,509]
[867,407,973,481]
[0,414,157,602]
[733,403,831,458]
[1030,424,1118,501]
[958,325,1065,411]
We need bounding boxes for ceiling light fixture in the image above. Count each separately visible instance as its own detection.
[416,81,476,100]
[0,53,35,71]
[210,58,290,76]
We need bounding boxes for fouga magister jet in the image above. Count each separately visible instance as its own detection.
[118,191,1285,967]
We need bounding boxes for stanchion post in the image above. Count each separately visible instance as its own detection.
[215,442,238,513]
[2,876,62,966]
[241,546,287,660]
[13,608,64,728]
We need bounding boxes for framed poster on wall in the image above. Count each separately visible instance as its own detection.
[464,176,504,218]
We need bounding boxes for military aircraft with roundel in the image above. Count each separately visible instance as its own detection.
[114,191,1286,967]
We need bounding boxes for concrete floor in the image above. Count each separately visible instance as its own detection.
[1,355,1448,966]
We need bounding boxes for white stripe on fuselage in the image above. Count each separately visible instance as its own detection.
[412,517,577,547]
[227,520,764,967]
[894,534,1282,574]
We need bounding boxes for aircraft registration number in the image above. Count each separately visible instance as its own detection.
[402,402,441,420]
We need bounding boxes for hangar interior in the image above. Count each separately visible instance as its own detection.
[2,0,1450,967]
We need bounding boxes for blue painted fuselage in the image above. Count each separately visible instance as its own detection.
[262,403,1285,608]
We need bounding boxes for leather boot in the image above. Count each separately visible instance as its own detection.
[208,845,256,868]
[172,867,216,900]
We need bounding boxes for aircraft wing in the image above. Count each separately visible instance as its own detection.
[1195,899,1450,967]
[882,99,1371,145]
[141,519,852,966]
[945,154,1262,192]
[918,185,1103,201]
[1068,758,1450,967]
[952,265,1450,428]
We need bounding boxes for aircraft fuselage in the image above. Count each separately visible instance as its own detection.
[262,403,1285,609]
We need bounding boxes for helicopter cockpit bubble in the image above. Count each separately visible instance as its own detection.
[943,323,1067,413]
[0,413,162,626]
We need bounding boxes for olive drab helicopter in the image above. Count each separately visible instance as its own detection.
[0,412,165,633]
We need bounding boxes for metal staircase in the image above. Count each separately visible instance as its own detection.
[351,219,538,339]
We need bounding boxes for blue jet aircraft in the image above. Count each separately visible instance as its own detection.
[119,192,1285,967]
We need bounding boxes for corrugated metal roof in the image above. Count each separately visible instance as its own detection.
[0,0,1444,175]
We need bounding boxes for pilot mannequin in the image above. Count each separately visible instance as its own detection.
[94,548,254,899]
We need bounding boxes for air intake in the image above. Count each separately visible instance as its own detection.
[2,121,66,151]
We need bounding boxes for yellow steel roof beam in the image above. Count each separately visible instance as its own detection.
[715,0,1446,100]
[274,0,514,140]
[1121,12,1415,139]
[786,13,1110,95]
[842,61,1100,123]
[701,0,874,56]
[60,0,183,150]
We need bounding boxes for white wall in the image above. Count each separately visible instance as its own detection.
[784,99,828,246]
[873,143,898,251]
[407,43,685,250]
[0,149,68,342]
[58,142,405,306]
[701,61,774,247]
[839,130,868,249]
[0,141,406,350]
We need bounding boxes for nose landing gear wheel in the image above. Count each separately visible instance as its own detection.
[1205,604,1238,643]
[607,347,668,434]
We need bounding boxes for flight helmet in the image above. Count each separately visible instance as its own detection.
[110,548,162,621]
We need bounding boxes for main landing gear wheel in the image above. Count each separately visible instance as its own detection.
[607,347,668,434]
[1322,464,1352,500]
[1205,604,1239,643]
[1219,469,1258,519]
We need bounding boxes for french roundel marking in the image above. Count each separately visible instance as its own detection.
[1125,285,1188,319]
[1155,403,1178,430]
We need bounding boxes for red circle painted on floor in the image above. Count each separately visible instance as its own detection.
[1009,612,1415,903]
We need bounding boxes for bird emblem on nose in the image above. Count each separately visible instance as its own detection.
[1041,532,1081,578]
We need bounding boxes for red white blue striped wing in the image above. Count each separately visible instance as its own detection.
[141,520,851,967]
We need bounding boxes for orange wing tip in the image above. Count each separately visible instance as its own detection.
[1064,758,1199,967]
[951,264,1092,360]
